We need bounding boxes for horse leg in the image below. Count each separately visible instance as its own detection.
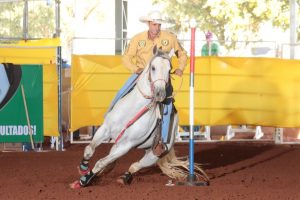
[78,143,133,187]
[117,112,178,185]
[117,148,159,185]
[78,125,110,175]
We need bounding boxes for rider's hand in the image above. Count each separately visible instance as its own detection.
[136,67,143,74]
[174,69,183,77]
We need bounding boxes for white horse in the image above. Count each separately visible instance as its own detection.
[70,47,209,189]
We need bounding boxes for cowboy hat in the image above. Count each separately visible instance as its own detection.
[139,10,165,24]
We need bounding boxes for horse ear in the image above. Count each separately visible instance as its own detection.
[153,45,158,55]
[168,48,175,58]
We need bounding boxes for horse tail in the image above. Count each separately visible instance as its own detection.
[156,147,209,182]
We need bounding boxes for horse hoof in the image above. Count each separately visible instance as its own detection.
[77,166,90,176]
[117,172,133,185]
[70,180,82,189]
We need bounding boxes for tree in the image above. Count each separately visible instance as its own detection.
[153,0,300,49]
[0,0,104,60]
[0,1,55,39]
[0,2,24,38]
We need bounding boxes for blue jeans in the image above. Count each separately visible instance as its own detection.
[162,102,173,143]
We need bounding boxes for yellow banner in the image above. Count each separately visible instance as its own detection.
[0,38,59,65]
[0,38,60,47]
[70,55,129,131]
[70,55,300,131]
[43,64,59,136]
[176,57,300,127]
[0,38,59,136]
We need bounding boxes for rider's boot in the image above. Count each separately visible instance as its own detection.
[153,100,172,157]
[153,141,168,157]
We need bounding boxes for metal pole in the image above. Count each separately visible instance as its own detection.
[188,24,196,179]
[276,0,298,142]
[290,0,296,59]
[55,0,61,37]
[23,0,29,39]
[177,19,208,186]
[57,46,63,151]
[55,0,63,151]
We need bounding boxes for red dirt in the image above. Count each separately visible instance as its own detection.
[1,141,300,200]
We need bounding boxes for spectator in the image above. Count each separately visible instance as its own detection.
[201,31,219,56]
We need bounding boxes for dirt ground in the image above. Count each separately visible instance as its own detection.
[1,139,300,200]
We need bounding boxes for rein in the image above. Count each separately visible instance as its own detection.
[165,72,183,99]
[137,79,167,99]
[115,101,155,143]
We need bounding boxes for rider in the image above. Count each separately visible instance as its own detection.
[76,10,188,188]
[109,10,187,156]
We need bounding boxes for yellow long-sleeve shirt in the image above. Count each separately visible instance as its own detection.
[122,30,187,73]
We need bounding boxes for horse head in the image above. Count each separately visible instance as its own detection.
[146,46,173,102]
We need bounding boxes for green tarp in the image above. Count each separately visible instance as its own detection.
[0,64,43,142]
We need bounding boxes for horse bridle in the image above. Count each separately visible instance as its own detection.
[137,55,172,100]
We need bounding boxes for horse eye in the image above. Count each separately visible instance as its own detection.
[151,66,156,71]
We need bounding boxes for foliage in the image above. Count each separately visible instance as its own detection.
[153,0,300,49]
[0,0,104,59]
[1,0,299,55]
[0,2,23,38]
[0,1,55,39]
[28,2,55,38]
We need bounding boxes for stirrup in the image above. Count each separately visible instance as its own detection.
[153,142,168,157]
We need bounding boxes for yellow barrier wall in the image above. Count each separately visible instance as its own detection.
[71,55,128,131]
[177,57,300,127]
[0,39,59,136]
[70,55,300,131]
